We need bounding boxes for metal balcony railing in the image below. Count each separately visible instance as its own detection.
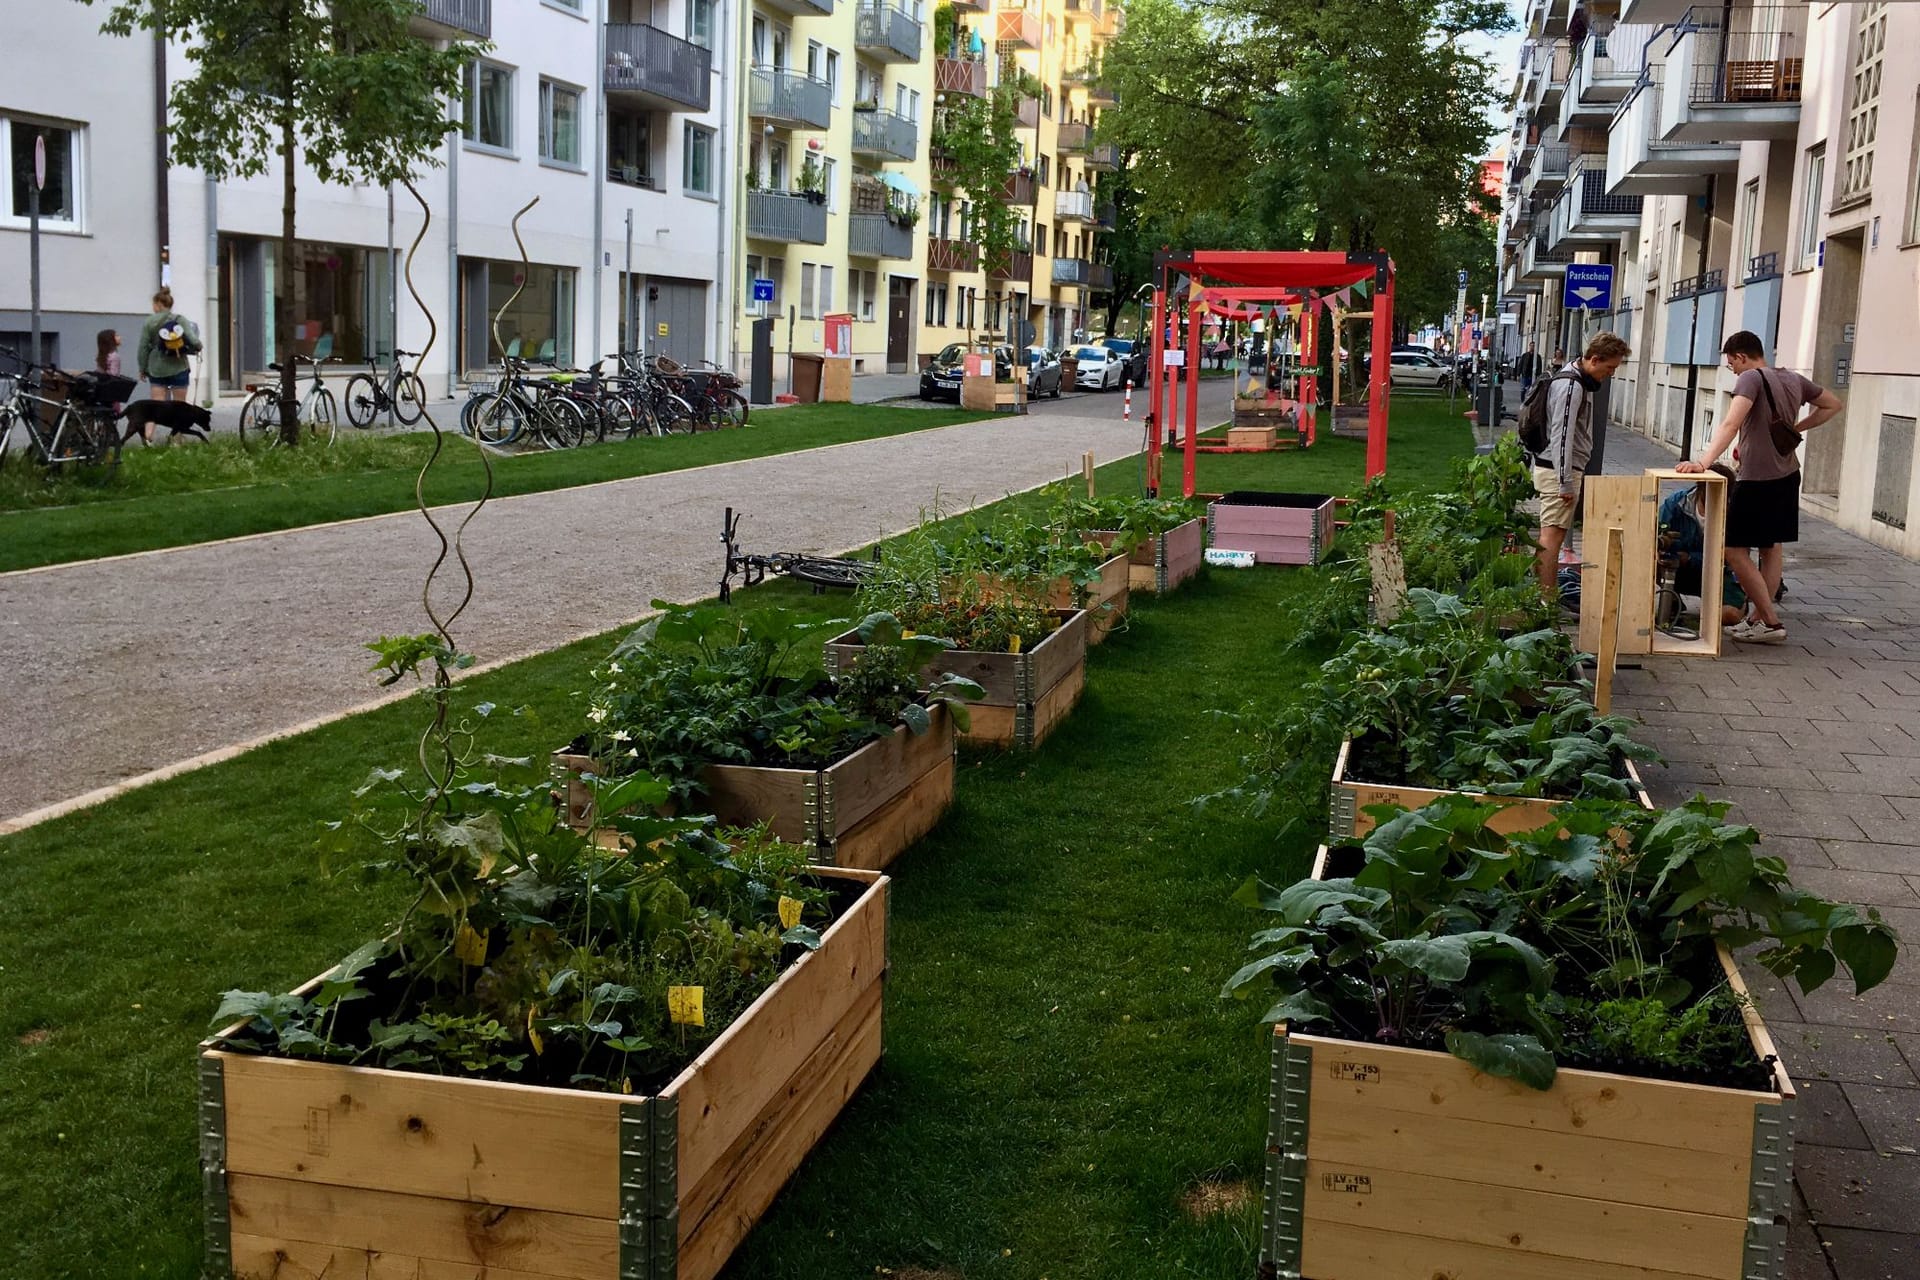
[1052,258,1112,288]
[857,1,923,62]
[604,24,711,113]
[1538,142,1571,177]
[851,109,918,161]
[1589,23,1654,82]
[848,214,915,260]
[746,191,829,245]
[759,0,832,16]
[1064,0,1101,23]
[1086,142,1120,171]
[1745,250,1781,283]
[1572,163,1639,216]
[1054,189,1094,221]
[1668,268,1726,300]
[414,0,490,37]
[749,66,832,130]
[1678,5,1804,105]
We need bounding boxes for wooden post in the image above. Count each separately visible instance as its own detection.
[1082,450,1096,497]
[1595,525,1625,715]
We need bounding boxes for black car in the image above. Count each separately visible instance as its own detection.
[919,343,1013,402]
[1098,336,1148,387]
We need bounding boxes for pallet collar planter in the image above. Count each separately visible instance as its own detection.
[1260,846,1794,1280]
[825,608,1091,751]
[1328,736,1655,840]
[1207,491,1336,566]
[968,552,1130,646]
[200,867,890,1280]
[1084,516,1206,595]
[555,705,956,872]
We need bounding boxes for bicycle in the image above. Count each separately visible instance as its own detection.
[343,348,428,429]
[0,348,126,475]
[464,354,589,451]
[238,354,341,447]
[654,354,747,431]
[719,507,876,602]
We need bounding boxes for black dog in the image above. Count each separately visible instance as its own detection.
[120,398,212,445]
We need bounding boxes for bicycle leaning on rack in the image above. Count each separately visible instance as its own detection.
[461,353,591,451]
[718,506,877,602]
[238,354,341,447]
[0,347,129,474]
[343,348,428,429]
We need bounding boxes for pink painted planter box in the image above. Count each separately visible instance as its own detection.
[1207,491,1336,565]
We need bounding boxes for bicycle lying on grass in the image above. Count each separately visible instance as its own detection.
[719,506,877,602]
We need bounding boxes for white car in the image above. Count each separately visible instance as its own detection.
[1072,345,1123,391]
[1386,350,1455,389]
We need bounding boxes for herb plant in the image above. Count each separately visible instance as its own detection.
[1051,489,1200,552]
[854,516,1085,652]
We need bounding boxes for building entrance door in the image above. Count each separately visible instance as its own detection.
[887,277,913,373]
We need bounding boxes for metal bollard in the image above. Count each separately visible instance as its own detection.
[1124,379,1132,420]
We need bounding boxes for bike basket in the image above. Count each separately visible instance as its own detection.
[71,372,138,407]
[468,382,496,397]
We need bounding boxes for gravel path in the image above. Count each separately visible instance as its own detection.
[0,411,1153,827]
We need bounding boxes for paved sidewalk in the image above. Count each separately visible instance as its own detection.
[1598,427,1920,1280]
[0,412,1141,827]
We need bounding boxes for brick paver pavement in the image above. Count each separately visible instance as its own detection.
[1598,425,1920,1280]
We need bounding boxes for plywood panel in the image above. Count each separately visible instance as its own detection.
[231,1234,590,1280]
[1578,473,1658,657]
[700,763,816,845]
[1300,1219,1712,1280]
[1027,608,1090,702]
[1027,660,1086,750]
[830,754,955,871]
[825,706,953,837]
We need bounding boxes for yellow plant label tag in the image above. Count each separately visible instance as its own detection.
[453,924,488,967]
[778,895,804,930]
[668,986,706,1028]
[527,1006,545,1056]
[1008,634,1023,654]
[902,629,917,639]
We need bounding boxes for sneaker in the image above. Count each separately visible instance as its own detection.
[1732,621,1788,645]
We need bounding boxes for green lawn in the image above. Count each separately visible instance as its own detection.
[0,403,990,573]
[0,401,1472,1279]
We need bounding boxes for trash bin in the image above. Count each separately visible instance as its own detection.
[790,352,825,404]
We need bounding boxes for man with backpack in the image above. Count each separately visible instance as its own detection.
[1518,332,1632,595]
[1675,330,1843,644]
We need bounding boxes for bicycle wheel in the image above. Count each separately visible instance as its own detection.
[656,390,697,434]
[343,373,380,429]
[623,393,660,439]
[784,556,875,590]
[534,396,588,450]
[237,390,282,448]
[473,392,525,448]
[0,413,16,472]
[718,390,749,429]
[600,393,639,441]
[309,388,338,447]
[394,371,427,425]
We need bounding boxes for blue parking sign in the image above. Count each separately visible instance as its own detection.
[1563,263,1613,311]
[752,277,775,303]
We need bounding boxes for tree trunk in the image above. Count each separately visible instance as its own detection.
[278,110,300,445]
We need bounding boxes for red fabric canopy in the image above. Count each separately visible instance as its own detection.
[1186,251,1379,290]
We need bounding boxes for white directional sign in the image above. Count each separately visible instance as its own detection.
[1563,263,1614,311]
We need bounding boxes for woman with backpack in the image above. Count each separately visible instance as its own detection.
[137,287,200,414]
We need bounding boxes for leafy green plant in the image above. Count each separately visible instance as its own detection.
[1050,489,1200,552]
[1225,795,1900,1091]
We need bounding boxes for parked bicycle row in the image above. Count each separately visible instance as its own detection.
[460,350,748,450]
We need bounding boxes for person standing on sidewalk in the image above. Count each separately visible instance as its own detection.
[1515,344,1540,395]
[1675,330,1842,644]
[137,287,200,410]
[1532,332,1632,594]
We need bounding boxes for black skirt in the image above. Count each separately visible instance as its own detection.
[1726,472,1801,548]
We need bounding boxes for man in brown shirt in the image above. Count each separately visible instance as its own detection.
[1676,330,1843,644]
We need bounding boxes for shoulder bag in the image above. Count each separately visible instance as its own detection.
[1753,368,1803,457]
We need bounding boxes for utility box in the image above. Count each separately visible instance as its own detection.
[750,317,775,405]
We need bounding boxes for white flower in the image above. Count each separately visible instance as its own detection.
[587,707,607,724]
[607,662,622,674]
[610,728,631,743]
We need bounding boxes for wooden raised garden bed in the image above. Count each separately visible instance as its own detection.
[553,706,956,872]
[1226,425,1279,451]
[967,552,1129,647]
[202,867,891,1280]
[1329,737,1654,840]
[1207,491,1336,566]
[825,608,1091,751]
[1086,516,1206,595]
[1260,848,1794,1280]
[1232,398,1301,436]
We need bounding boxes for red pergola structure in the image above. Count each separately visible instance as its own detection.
[1148,249,1395,497]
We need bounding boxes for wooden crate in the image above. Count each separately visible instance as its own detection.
[966,553,1130,647]
[1207,491,1336,566]
[1262,850,1794,1280]
[553,708,955,872]
[1226,426,1278,451]
[825,608,1091,751]
[1085,516,1206,594]
[1329,737,1654,840]
[1578,469,1729,660]
[203,868,890,1280]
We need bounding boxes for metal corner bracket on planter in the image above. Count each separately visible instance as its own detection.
[1326,737,1656,841]
[198,867,890,1280]
[1257,848,1795,1280]
[1084,516,1206,594]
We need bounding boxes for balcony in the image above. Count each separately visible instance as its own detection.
[856,1,923,63]
[604,25,711,113]
[1605,63,1739,195]
[1659,7,1805,142]
[1095,201,1116,228]
[1056,120,1090,151]
[1002,170,1035,204]
[1054,189,1095,222]
[1560,25,1654,133]
[749,66,832,131]
[935,55,988,98]
[927,236,980,272]
[1065,0,1100,25]
[758,0,832,15]
[997,5,1042,49]
[1528,0,1570,37]
[1015,95,1041,129]
[1620,0,1696,26]
[1522,234,1574,280]
[410,0,489,39]
[1533,142,1572,190]
[746,191,829,245]
[1086,142,1120,171]
[851,108,918,162]
[1535,40,1573,116]
[1097,6,1122,37]
[1089,81,1118,107]
[1053,258,1113,289]
[989,247,1034,282]
[848,213,915,260]
[1550,160,1643,245]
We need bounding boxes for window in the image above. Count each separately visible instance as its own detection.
[689,0,714,49]
[896,84,909,117]
[807,41,822,80]
[770,141,787,192]
[463,62,513,151]
[823,157,838,209]
[826,51,840,103]
[908,90,922,123]
[539,80,581,166]
[1906,91,1920,243]
[820,265,835,314]
[684,125,715,195]
[801,263,817,318]
[859,270,877,322]
[936,285,948,326]
[1038,155,1051,187]
[1840,4,1887,204]
[3,116,82,230]
[925,286,936,327]
[1737,179,1759,277]
[752,17,767,64]
[608,112,654,188]
[1799,145,1826,268]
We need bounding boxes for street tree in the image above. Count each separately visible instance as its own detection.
[932,73,1036,339]
[93,0,479,443]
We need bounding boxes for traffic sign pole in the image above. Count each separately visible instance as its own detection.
[29,132,44,366]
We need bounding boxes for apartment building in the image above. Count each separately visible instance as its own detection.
[1500,0,1920,560]
[0,0,732,397]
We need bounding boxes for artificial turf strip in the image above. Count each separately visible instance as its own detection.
[0,401,1472,1279]
[0,402,992,573]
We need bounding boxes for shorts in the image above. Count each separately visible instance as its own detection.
[148,370,190,389]
[1727,472,1800,549]
[1532,464,1578,531]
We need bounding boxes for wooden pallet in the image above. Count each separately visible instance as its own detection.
[205,868,890,1280]
[1328,738,1654,840]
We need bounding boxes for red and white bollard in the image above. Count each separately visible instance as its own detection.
[1123,379,1132,420]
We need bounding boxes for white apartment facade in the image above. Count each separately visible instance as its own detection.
[1501,0,1920,560]
[0,0,734,398]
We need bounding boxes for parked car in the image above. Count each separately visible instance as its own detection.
[1072,345,1125,391]
[1097,336,1148,386]
[1024,346,1064,398]
[919,343,1014,401]
[1385,349,1455,389]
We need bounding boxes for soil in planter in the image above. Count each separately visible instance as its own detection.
[1215,490,1334,509]
[1345,727,1643,803]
